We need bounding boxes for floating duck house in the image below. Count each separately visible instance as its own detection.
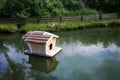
[22,31,62,57]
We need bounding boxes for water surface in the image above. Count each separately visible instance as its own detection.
[0,27,120,80]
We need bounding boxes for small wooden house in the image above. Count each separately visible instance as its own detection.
[22,31,62,57]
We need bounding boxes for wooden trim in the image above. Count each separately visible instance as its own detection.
[25,39,47,43]
[25,37,49,41]
[23,35,51,39]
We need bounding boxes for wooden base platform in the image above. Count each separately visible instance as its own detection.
[24,47,62,57]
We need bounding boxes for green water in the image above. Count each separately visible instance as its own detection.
[0,27,120,80]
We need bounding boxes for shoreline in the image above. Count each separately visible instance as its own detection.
[0,19,120,33]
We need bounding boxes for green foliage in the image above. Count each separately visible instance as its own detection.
[85,0,120,13]
[19,19,120,32]
[56,8,99,16]
[20,23,47,32]
[0,0,65,18]
[61,0,85,10]
[1,0,117,18]
[0,19,120,33]
[68,8,98,16]
[0,23,18,32]
[0,0,6,9]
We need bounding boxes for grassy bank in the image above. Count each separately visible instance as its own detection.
[0,19,120,33]
[0,23,18,33]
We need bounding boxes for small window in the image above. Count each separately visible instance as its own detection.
[49,43,53,50]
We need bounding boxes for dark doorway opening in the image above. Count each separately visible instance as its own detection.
[49,43,53,50]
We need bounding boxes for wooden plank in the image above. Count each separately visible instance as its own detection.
[83,14,99,21]
[24,37,49,41]
[30,43,45,52]
[24,47,62,57]
[25,39,47,43]
[101,13,118,20]
[62,16,81,21]
[40,17,60,22]
[23,35,51,39]
[47,47,62,57]
[24,49,46,57]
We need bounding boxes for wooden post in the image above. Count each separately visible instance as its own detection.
[118,13,120,18]
[99,14,102,20]
[81,15,83,21]
[59,17,62,22]
[36,18,41,23]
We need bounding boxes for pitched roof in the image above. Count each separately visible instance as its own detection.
[22,31,59,44]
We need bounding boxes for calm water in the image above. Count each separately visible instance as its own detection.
[0,27,120,80]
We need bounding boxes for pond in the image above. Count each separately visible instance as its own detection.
[0,27,120,80]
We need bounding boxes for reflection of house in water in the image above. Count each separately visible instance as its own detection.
[28,56,58,73]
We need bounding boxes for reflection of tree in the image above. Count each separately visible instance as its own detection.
[1,51,46,80]
[57,28,120,47]
[0,38,9,54]
[0,33,27,53]
[1,52,24,80]
[0,35,41,80]
[0,34,26,80]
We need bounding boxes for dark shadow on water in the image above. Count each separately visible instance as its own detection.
[28,55,58,73]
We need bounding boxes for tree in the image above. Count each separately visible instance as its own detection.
[61,0,85,10]
[85,0,120,13]
[0,0,65,17]
[0,0,119,18]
